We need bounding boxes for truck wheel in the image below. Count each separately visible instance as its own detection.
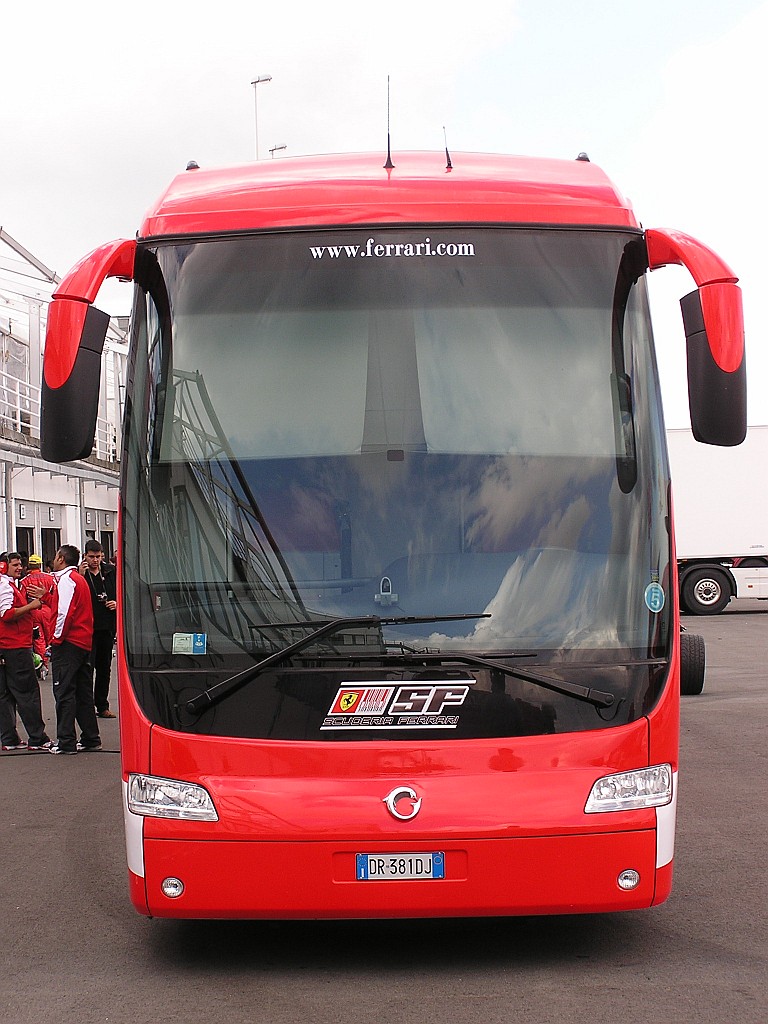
[681,567,731,615]
[680,632,705,695]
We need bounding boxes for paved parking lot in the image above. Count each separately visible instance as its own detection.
[0,605,765,1024]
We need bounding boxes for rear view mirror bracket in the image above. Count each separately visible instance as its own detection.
[645,228,746,446]
[41,239,136,463]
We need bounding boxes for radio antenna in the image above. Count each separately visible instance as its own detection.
[443,126,453,170]
[384,76,395,169]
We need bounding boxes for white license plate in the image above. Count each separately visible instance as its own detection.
[356,852,445,880]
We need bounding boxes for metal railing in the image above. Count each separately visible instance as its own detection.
[0,369,120,464]
[0,370,37,436]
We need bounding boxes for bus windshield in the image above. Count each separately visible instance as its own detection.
[122,226,672,740]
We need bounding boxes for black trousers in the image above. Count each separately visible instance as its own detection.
[51,641,100,752]
[0,648,49,747]
[91,629,116,713]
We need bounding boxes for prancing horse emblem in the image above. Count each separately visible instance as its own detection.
[383,786,422,821]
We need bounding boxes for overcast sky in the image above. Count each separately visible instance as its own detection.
[3,0,766,427]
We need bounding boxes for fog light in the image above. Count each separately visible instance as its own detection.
[161,877,185,899]
[617,869,641,891]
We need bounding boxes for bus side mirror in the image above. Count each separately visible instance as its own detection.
[42,300,112,462]
[645,228,746,447]
[681,283,746,446]
[41,239,136,463]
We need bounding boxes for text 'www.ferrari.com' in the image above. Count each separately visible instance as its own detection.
[309,237,477,259]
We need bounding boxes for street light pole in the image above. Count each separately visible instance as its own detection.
[251,74,272,160]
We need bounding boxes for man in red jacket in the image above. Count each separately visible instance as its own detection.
[20,553,56,676]
[0,552,52,751]
[49,545,101,755]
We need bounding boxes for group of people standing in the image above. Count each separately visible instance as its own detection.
[0,541,117,755]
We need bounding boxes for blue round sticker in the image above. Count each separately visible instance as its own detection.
[644,582,665,614]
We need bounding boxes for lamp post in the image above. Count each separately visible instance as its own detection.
[251,74,272,160]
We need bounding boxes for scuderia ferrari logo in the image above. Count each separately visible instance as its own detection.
[321,681,472,731]
[339,692,359,712]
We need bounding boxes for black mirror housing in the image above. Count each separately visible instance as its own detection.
[681,289,746,446]
[41,304,110,462]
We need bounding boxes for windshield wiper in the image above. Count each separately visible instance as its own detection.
[376,651,615,709]
[185,613,490,715]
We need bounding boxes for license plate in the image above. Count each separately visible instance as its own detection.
[356,852,445,880]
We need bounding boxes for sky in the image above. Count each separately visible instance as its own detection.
[2,0,766,427]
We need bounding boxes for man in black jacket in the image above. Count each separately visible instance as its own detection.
[80,540,117,718]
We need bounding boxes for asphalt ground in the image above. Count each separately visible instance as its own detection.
[0,604,766,1024]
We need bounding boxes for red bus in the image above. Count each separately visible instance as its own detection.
[41,152,745,918]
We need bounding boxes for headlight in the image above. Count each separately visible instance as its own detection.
[127,773,218,821]
[584,764,673,813]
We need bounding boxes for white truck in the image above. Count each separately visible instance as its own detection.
[668,425,768,615]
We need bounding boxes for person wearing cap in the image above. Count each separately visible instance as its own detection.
[0,552,52,752]
[20,554,56,676]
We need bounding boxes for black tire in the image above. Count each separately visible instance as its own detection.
[681,566,731,615]
[680,632,706,695]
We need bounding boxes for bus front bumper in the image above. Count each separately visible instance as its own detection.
[134,829,667,918]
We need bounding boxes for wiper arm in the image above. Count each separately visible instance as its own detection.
[185,613,490,715]
[391,652,615,709]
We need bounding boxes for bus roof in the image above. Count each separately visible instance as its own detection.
[139,151,639,239]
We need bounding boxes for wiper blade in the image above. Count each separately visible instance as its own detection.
[315,650,615,709]
[185,613,490,715]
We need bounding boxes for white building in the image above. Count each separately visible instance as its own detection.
[0,227,125,564]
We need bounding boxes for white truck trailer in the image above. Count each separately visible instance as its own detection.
[668,425,768,614]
